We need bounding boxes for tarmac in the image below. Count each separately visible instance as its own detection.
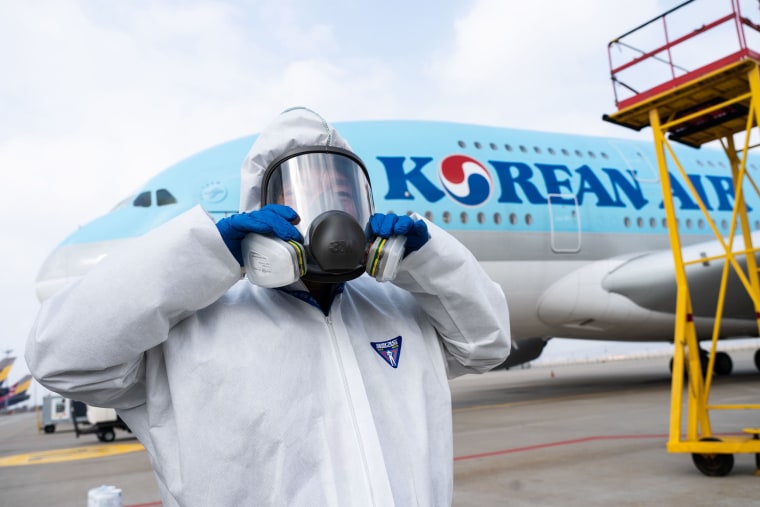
[1,348,758,507]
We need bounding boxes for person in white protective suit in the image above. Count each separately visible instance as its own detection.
[26,107,511,507]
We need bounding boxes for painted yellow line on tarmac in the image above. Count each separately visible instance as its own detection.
[0,443,145,467]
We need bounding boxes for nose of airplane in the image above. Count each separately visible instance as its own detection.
[34,240,124,301]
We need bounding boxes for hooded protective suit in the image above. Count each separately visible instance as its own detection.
[26,107,511,507]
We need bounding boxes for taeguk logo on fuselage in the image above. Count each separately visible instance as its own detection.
[439,155,493,206]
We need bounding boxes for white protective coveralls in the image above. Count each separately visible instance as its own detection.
[26,107,511,507]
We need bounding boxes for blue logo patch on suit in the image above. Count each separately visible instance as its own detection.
[371,336,402,368]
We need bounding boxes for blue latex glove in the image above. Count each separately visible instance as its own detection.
[368,213,429,256]
[216,204,303,265]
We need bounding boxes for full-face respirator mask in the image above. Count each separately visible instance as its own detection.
[242,146,406,288]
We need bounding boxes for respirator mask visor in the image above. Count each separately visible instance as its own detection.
[261,147,375,282]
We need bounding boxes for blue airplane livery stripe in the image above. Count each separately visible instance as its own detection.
[59,121,760,246]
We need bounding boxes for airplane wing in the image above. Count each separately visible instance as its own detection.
[537,233,760,342]
[603,233,759,321]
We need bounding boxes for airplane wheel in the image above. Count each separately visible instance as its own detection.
[714,352,733,376]
[699,349,709,372]
[754,349,760,372]
[669,358,690,384]
[43,424,55,434]
[97,429,115,442]
[669,356,705,379]
[692,437,734,477]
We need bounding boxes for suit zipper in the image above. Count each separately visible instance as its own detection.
[324,314,377,506]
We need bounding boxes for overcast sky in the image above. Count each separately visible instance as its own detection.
[2,0,753,393]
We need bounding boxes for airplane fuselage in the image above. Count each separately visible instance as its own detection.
[35,120,760,365]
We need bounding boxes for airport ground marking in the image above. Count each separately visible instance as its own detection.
[0,443,145,467]
[454,434,669,461]
[453,430,753,462]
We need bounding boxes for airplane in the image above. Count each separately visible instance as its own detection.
[33,120,760,374]
[0,357,16,389]
[0,374,32,410]
[0,356,31,410]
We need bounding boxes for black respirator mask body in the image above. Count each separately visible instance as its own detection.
[249,146,375,285]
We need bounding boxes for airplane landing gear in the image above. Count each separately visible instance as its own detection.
[668,350,733,376]
[714,351,733,376]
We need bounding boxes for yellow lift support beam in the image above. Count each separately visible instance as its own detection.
[604,0,760,476]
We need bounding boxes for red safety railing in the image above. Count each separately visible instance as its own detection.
[608,0,760,111]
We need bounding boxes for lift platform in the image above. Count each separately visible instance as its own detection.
[604,0,760,476]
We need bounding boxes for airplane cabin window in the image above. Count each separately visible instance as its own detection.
[156,189,177,206]
[574,149,583,157]
[477,212,485,224]
[624,217,631,228]
[601,152,609,159]
[424,211,433,222]
[525,214,533,226]
[505,144,513,151]
[460,212,468,224]
[494,213,502,225]
[662,218,668,228]
[474,142,482,149]
[588,151,596,159]
[548,148,556,155]
[697,218,705,229]
[133,191,151,207]
[534,146,541,154]
[509,213,517,225]
[636,217,643,228]
[490,142,498,150]
[649,217,656,228]
[519,145,527,153]
[442,211,451,224]
[697,160,704,167]
[721,219,728,229]
[561,149,569,156]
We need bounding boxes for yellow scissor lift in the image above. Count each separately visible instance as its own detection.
[604,0,760,476]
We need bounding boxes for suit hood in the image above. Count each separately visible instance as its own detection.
[239,107,354,213]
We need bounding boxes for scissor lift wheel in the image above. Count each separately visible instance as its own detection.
[744,428,760,475]
[691,438,734,477]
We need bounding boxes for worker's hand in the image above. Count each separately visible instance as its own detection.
[369,213,429,257]
[216,204,303,265]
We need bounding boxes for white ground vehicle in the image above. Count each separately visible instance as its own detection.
[40,395,87,433]
[72,404,131,442]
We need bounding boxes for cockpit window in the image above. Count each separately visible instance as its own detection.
[156,189,177,206]
[131,189,177,208]
[133,191,151,207]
